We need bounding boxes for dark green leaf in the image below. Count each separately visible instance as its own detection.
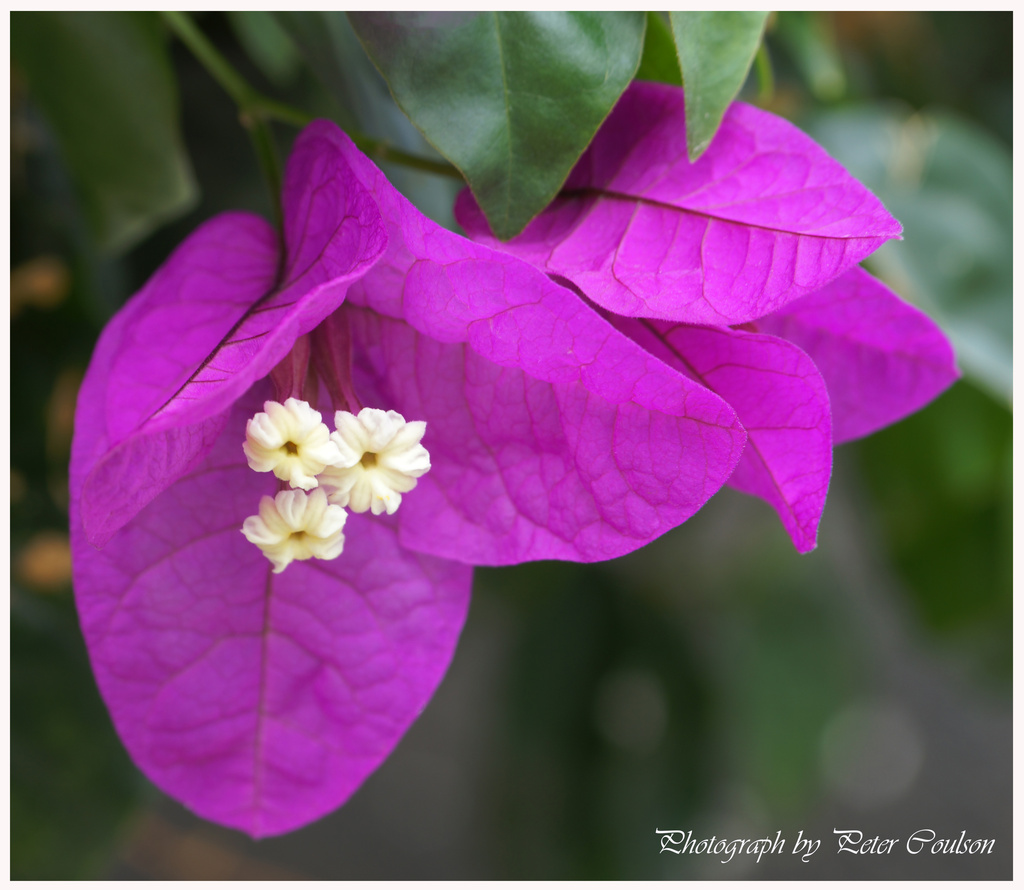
[669,11,768,161]
[11,12,197,252]
[635,12,681,86]
[348,11,645,239]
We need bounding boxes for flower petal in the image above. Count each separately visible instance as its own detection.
[76,212,277,547]
[454,81,901,325]
[70,385,471,837]
[268,122,746,562]
[78,133,388,547]
[758,267,959,443]
[617,320,832,553]
[347,305,746,564]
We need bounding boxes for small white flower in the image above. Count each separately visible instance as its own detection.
[241,488,346,573]
[318,408,431,515]
[243,398,342,490]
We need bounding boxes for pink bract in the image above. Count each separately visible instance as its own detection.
[455,81,903,326]
[456,81,959,553]
[70,78,959,835]
[71,119,748,835]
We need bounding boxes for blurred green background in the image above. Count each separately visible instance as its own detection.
[10,11,1011,879]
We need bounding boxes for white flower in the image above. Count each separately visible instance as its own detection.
[318,408,430,515]
[243,398,342,490]
[241,488,347,573]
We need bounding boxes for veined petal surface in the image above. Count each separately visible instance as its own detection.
[455,81,901,325]
[617,319,832,552]
[70,385,471,837]
[347,305,746,564]
[759,267,959,443]
[289,119,748,563]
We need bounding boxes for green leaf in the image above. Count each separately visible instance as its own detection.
[11,12,197,252]
[669,11,768,161]
[636,12,681,86]
[348,11,645,239]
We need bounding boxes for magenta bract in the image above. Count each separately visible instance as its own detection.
[456,81,959,553]
[455,81,903,326]
[70,80,959,834]
[71,118,748,835]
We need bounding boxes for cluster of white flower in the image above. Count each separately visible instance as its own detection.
[240,398,430,573]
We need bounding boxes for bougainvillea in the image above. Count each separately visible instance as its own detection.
[70,119,750,836]
[456,82,959,552]
[70,73,957,838]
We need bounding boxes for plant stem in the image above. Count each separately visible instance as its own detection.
[161,11,284,224]
[159,11,461,199]
[348,135,462,179]
[162,12,251,107]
